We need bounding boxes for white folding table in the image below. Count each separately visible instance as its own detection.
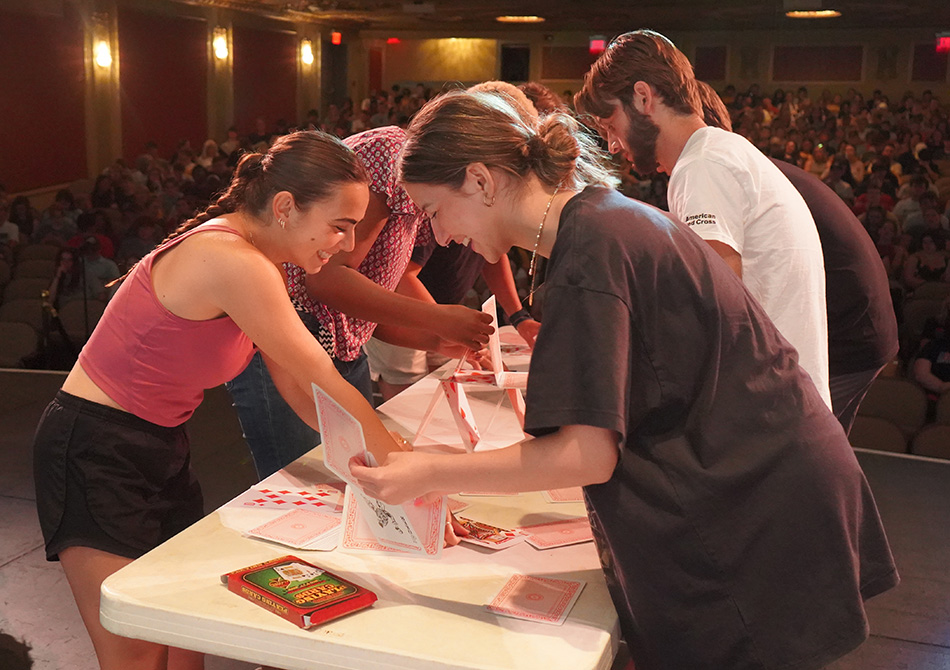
[100,349,621,670]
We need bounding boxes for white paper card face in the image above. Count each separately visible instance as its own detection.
[340,485,446,558]
[482,295,504,377]
[312,384,367,487]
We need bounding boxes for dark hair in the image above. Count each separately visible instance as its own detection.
[575,29,701,120]
[111,130,367,285]
[696,81,732,132]
[400,90,617,193]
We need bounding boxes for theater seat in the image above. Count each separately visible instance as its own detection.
[936,393,950,426]
[857,377,929,440]
[911,424,950,460]
[850,415,907,453]
[0,321,38,367]
[0,298,44,334]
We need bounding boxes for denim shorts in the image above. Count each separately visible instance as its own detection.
[33,391,203,561]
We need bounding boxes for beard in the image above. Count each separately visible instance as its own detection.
[624,103,661,175]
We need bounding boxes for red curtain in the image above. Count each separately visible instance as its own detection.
[232,25,297,135]
[0,5,86,192]
[118,8,207,162]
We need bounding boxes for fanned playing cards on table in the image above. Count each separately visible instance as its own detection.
[487,574,586,626]
[245,508,341,551]
[312,383,446,558]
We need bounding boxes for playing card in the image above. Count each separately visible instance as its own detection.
[339,486,402,554]
[457,516,525,550]
[339,486,445,558]
[441,380,481,451]
[228,484,345,513]
[448,370,497,385]
[542,487,585,504]
[312,384,367,486]
[500,342,531,355]
[521,518,594,550]
[446,497,470,514]
[483,295,504,377]
[246,508,341,549]
[487,574,586,626]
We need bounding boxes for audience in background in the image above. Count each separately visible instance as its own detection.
[2,81,948,431]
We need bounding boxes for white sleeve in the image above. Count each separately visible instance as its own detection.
[668,160,749,255]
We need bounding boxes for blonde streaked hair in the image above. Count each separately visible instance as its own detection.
[399,90,617,192]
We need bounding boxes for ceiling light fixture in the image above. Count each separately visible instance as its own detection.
[496,15,545,24]
[785,9,842,18]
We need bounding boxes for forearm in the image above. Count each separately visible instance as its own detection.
[372,322,441,352]
[306,265,441,329]
[429,426,617,494]
[263,349,401,464]
[913,361,950,393]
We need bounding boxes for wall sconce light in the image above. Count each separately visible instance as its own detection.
[213,27,229,60]
[94,39,112,68]
[301,38,314,65]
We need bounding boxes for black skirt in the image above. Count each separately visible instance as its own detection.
[33,390,203,561]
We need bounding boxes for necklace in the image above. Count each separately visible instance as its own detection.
[527,187,559,306]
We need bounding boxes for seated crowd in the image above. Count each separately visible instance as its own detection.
[1,81,948,430]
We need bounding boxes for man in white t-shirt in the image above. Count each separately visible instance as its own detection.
[576,29,831,407]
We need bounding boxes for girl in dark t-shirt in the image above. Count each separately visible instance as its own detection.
[352,90,898,670]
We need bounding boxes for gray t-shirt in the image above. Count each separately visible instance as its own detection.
[524,186,898,670]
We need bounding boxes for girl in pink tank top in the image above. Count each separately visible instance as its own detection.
[33,131,406,670]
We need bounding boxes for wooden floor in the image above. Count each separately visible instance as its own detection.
[1,369,949,669]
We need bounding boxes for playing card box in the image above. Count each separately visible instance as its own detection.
[221,555,376,629]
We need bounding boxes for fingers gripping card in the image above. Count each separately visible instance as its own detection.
[312,384,444,556]
[340,485,445,558]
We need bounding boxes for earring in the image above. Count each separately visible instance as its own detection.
[484,195,495,207]
[278,218,286,229]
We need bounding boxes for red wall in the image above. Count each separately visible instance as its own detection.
[232,26,297,135]
[772,45,864,82]
[0,6,87,192]
[118,8,207,162]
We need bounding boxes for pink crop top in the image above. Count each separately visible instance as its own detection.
[79,224,255,427]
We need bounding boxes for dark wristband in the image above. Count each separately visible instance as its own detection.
[508,308,532,328]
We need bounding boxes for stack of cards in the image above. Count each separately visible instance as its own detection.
[487,575,586,626]
[519,518,594,550]
[456,516,526,551]
[313,384,447,558]
[245,508,341,551]
[542,487,584,503]
[413,295,529,451]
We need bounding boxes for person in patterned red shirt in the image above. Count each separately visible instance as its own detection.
[227,125,494,479]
